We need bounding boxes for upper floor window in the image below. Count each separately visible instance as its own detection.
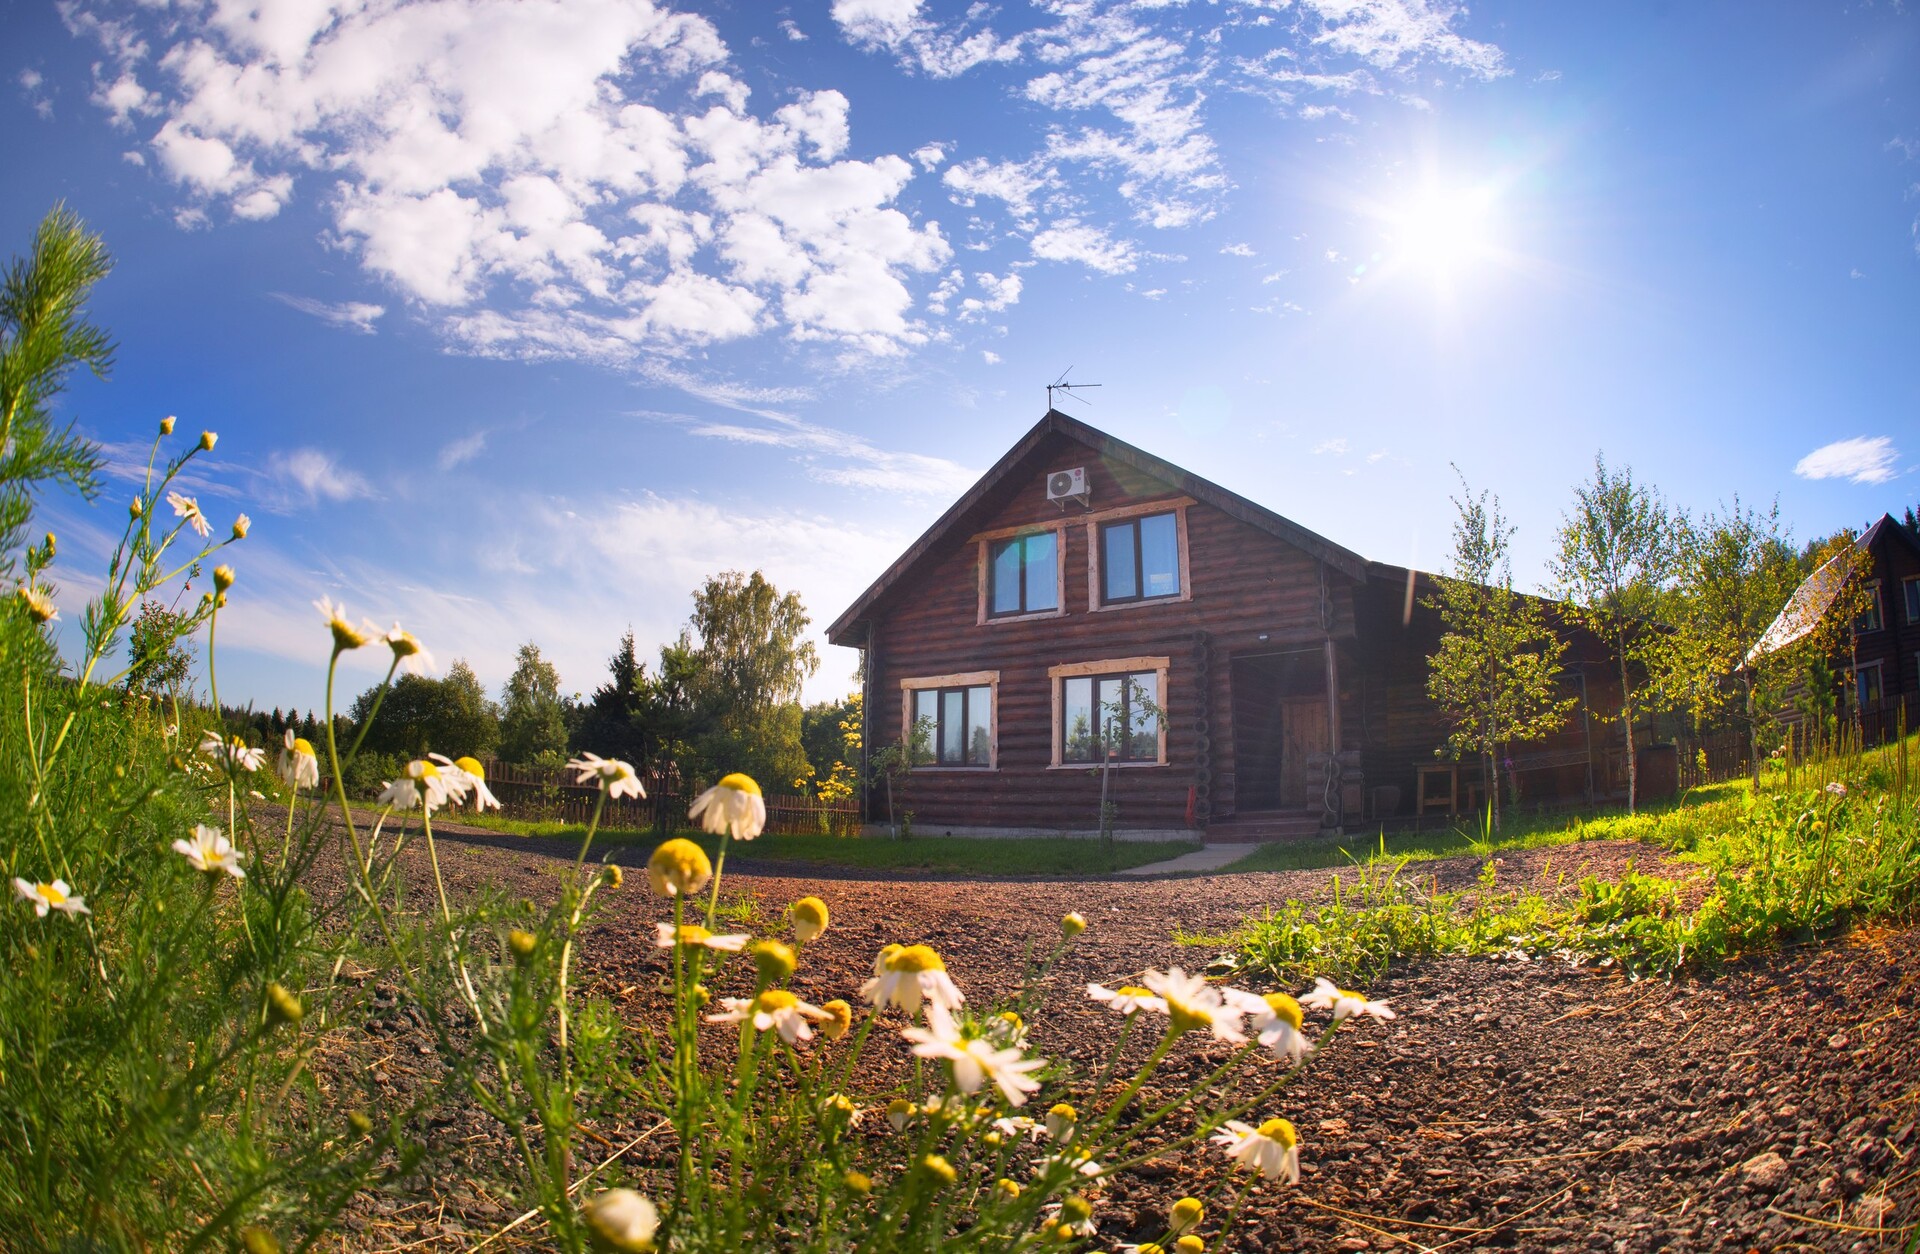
[988,532,1059,617]
[1100,512,1181,604]
[1856,580,1884,634]
[1904,575,1919,625]
[903,672,997,768]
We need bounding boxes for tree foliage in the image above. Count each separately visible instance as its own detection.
[348,658,499,760]
[126,600,194,699]
[1550,453,1670,813]
[498,642,569,766]
[1424,472,1574,832]
[674,570,819,787]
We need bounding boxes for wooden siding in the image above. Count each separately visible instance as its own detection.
[866,430,1359,832]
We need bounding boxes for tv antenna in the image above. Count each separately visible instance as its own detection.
[1046,369,1101,410]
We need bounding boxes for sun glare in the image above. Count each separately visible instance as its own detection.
[1389,184,1500,276]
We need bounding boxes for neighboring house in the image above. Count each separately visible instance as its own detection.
[1747,513,1920,740]
[827,411,1634,841]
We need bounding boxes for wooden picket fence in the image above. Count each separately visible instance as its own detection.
[476,760,858,836]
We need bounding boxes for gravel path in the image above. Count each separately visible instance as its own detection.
[323,828,1919,1252]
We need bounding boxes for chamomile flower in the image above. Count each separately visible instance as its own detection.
[173,824,245,878]
[200,730,267,773]
[992,1115,1039,1140]
[567,752,645,800]
[901,1004,1048,1106]
[707,989,829,1044]
[583,1188,658,1254]
[384,624,433,675]
[377,758,457,812]
[1212,1117,1300,1184]
[1087,983,1164,1016]
[278,730,320,790]
[1034,1147,1102,1180]
[689,772,766,839]
[17,586,57,623]
[1142,967,1246,1043]
[819,999,854,1040]
[434,754,500,811]
[860,943,965,1016]
[13,877,90,918]
[1301,976,1395,1023]
[168,491,211,539]
[654,922,749,952]
[1168,1197,1204,1237]
[1225,989,1314,1064]
[887,1098,915,1132]
[1118,1245,1167,1254]
[790,895,830,943]
[315,598,375,651]
[231,514,251,540]
[1045,1102,1078,1143]
[646,839,712,897]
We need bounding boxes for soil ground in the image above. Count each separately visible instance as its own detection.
[318,825,1920,1252]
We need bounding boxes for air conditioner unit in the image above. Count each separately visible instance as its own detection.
[1046,466,1089,507]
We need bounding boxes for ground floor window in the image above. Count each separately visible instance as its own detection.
[1047,656,1170,767]
[900,672,998,767]
[1852,660,1883,710]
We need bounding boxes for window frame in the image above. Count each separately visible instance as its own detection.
[971,524,1068,626]
[899,671,999,770]
[1856,580,1885,634]
[1084,500,1193,614]
[1047,656,1170,768]
[1851,659,1884,710]
[985,531,1062,619]
[1903,575,1920,625]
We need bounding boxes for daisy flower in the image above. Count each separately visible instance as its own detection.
[567,752,645,801]
[1168,1197,1204,1237]
[17,586,57,624]
[582,1188,658,1254]
[901,1004,1048,1106]
[435,755,500,811]
[1044,1194,1097,1238]
[385,624,434,675]
[654,922,749,952]
[646,839,712,897]
[992,1115,1039,1140]
[231,514,251,540]
[1212,1116,1300,1184]
[1045,1102,1078,1143]
[819,999,853,1040]
[1142,967,1246,1043]
[1087,982,1165,1016]
[200,730,267,773]
[1301,976,1395,1023]
[860,943,965,1017]
[689,772,766,839]
[278,730,320,791]
[790,895,830,943]
[13,877,90,918]
[315,597,375,651]
[1034,1148,1103,1180]
[707,989,829,1043]
[377,758,460,812]
[1225,989,1314,1064]
[172,824,245,878]
[168,491,211,539]
[887,1098,915,1132]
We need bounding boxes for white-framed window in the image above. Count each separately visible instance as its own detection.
[1047,656,1170,768]
[1856,580,1884,634]
[1085,501,1192,613]
[972,525,1067,625]
[900,671,998,768]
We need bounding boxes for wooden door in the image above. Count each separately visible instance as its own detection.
[1279,698,1329,807]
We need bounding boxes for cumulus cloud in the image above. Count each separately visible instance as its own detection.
[1793,436,1899,486]
[272,293,386,334]
[1031,221,1137,274]
[268,448,375,506]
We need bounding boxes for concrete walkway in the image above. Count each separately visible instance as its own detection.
[1114,843,1256,877]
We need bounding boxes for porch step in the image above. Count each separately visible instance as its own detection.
[1203,810,1326,844]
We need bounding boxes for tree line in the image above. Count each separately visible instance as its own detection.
[1427,454,1884,829]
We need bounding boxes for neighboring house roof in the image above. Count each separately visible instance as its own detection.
[826,409,1370,646]
[1745,514,1918,664]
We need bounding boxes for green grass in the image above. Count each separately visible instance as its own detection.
[442,813,1201,875]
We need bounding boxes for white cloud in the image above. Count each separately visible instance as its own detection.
[272,293,386,334]
[911,142,948,170]
[438,430,489,471]
[958,271,1022,319]
[1850,268,1865,280]
[1220,242,1255,256]
[1031,221,1137,274]
[982,349,1001,364]
[1312,437,1349,455]
[1794,436,1899,486]
[830,0,1023,77]
[645,411,977,498]
[268,448,375,505]
[1297,0,1506,79]
[779,19,808,42]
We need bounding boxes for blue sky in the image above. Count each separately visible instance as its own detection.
[5,0,1917,715]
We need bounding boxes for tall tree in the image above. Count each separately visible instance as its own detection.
[677,570,819,787]
[347,659,499,760]
[498,641,570,765]
[1425,472,1575,832]
[1657,498,1802,785]
[1550,453,1671,814]
[125,600,194,699]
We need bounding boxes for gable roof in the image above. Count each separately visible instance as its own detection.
[1745,514,1919,663]
[826,409,1369,645]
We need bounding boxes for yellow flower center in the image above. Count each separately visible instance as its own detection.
[1116,985,1152,999]
[454,756,485,778]
[1255,1117,1297,1147]
[1165,995,1209,1035]
[1048,1102,1077,1122]
[1171,1198,1204,1227]
[717,772,762,795]
[647,838,713,896]
[792,896,829,931]
[1262,992,1304,1031]
[291,738,316,758]
[821,1000,853,1039]
[408,760,439,779]
[1062,1195,1092,1223]
[755,989,798,1013]
[886,944,946,973]
[675,925,713,946]
[37,882,64,905]
[996,1178,1020,1199]
[389,632,421,657]
[999,1010,1023,1029]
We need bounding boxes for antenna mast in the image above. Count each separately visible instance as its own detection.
[1046,369,1102,410]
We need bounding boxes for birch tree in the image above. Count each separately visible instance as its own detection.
[1550,454,1670,814]
[1425,472,1574,832]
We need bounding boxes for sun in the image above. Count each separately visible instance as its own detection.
[1388,183,1500,276]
